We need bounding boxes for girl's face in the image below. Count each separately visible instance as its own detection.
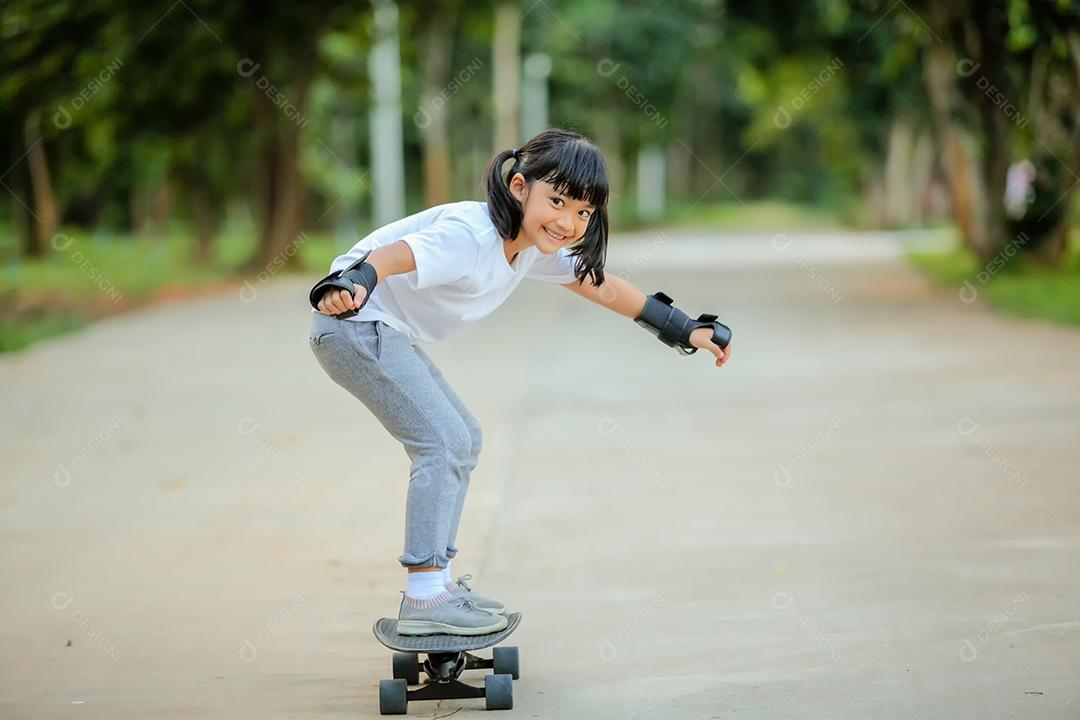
[509,175,596,254]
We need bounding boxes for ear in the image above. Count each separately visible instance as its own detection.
[508,172,528,203]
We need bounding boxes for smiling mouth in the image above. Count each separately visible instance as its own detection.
[543,227,567,242]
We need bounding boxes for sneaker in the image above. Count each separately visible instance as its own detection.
[397,591,508,636]
[446,574,506,614]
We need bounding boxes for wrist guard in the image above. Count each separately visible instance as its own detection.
[634,291,732,356]
[308,250,379,319]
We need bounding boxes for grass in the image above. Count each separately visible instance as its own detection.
[663,200,855,230]
[0,221,345,353]
[909,233,1080,326]
[606,199,852,232]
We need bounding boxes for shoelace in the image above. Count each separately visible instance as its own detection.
[454,573,474,591]
[451,596,488,612]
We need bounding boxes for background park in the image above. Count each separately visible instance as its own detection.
[2,1,1078,718]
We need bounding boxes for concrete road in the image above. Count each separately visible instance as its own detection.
[2,229,1078,719]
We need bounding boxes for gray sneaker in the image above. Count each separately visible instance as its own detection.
[446,574,506,614]
[397,592,509,636]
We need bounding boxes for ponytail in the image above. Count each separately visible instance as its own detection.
[485,148,525,246]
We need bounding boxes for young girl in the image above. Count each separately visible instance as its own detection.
[307,128,731,636]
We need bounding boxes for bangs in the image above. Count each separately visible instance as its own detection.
[535,142,609,208]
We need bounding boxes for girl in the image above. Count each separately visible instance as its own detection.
[307,128,731,636]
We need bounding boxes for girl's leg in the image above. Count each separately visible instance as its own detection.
[411,344,482,564]
[308,314,471,570]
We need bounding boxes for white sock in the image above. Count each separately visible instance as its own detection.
[406,570,447,600]
[442,560,453,587]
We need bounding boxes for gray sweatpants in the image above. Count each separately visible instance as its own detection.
[308,312,481,570]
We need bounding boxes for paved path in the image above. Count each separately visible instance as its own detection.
[2,229,1078,719]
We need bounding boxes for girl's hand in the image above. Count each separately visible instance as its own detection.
[689,326,731,368]
[318,284,367,315]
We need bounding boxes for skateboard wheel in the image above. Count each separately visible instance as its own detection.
[484,673,513,710]
[379,678,407,715]
[391,651,420,684]
[492,646,519,679]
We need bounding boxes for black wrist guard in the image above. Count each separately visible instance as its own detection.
[634,291,732,356]
[308,250,380,319]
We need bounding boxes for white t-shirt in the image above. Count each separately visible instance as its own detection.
[313,200,579,343]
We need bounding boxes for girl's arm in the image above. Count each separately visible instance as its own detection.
[561,272,646,319]
[366,239,418,280]
[562,273,731,367]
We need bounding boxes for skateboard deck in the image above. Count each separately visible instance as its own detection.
[372,612,522,714]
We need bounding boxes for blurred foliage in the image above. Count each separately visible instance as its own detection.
[2,0,1073,232]
[0,0,1077,348]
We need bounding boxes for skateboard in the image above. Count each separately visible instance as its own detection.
[372,612,521,714]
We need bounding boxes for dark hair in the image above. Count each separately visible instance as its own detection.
[485,128,609,287]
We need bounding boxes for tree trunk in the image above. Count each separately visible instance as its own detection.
[249,70,277,271]
[667,59,710,205]
[910,129,935,225]
[149,183,172,239]
[592,111,624,217]
[492,1,521,151]
[923,41,982,256]
[418,2,457,207]
[327,111,360,250]
[959,9,1013,262]
[8,118,35,260]
[248,5,328,272]
[975,99,1013,260]
[368,0,406,226]
[1012,31,1080,266]
[130,186,147,237]
[263,122,306,268]
[191,183,218,266]
[882,117,915,227]
[921,2,1020,263]
[636,144,666,222]
[23,110,58,255]
[245,1,328,272]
